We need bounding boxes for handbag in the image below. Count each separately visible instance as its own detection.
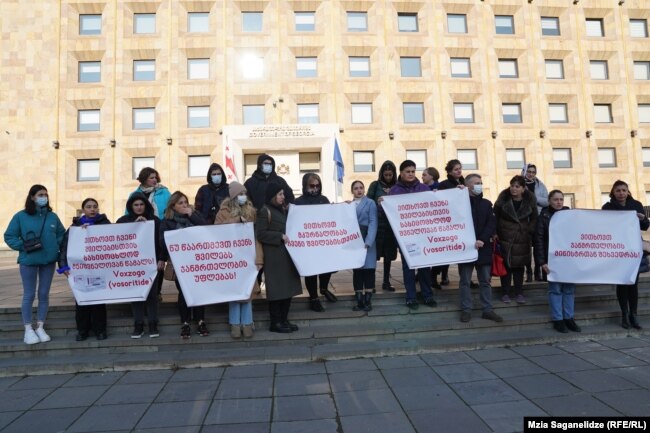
[23,213,48,253]
[163,260,176,281]
[491,241,508,277]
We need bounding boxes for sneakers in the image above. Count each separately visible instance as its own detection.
[481,311,503,323]
[309,299,325,312]
[35,326,51,343]
[553,320,568,333]
[131,322,145,339]
[460,311,471,322]
[564,318,581,332]
[406,300,419,310]
[24,328,39,345]
[321,289,338,303]
[501,294,511,304]
[230,324,242,339]
[149,322,159,338]
[382,282,396,292]
[197,321,209,337]
[424,297,437,308]
[515,294,526,304]
[181,323,191,339]
[242,324,254,338]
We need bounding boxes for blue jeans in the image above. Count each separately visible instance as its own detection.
[548,281,575,321]
[458,263,493,312]
[19,263,55,324]
[229,301,253,325]
[401,252,433,302]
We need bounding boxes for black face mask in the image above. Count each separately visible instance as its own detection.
[307,189,320,197]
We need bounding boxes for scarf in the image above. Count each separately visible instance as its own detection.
[79,215,98,225]
[172,212,193,228]
[140,184,164,217]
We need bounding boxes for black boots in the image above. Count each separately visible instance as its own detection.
[621,310,631,329]
[364,292,372,312]
[629,313,642,330]
[564,318,581,332]
[553,320,568,333]
[353,291,365,311]
[321,288,338,303]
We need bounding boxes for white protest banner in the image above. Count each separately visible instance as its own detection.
[67,221,157,305]
[285,203,366,276]
[548,209,642,284]
[382,188,478,269]
[164,223,257,307]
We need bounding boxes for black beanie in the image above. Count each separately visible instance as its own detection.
[265,182,284,205]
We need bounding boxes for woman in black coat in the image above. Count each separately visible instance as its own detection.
[602,180,649,329]
[194,162,229,223]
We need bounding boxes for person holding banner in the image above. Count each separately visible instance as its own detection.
[494,175,538,305]
[367,160,398,292]
[602,180,649,330]
[128,167,171,221]
[215,182,261,339]
[435,160,465,289]
[58,198,111,341]
[160,191,210,339]
[116,193,164,339]
[351,180,378,311]
[422,167,440,191]
[535,190,580,333]
[195,162,229,223]
[4,185,66,345]
[390,160,436,310]
[256,183,303,333]
[295,173,337,312]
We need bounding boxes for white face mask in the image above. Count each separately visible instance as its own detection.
[262,164,273,174]
[35,197,48,207]
[211,175,222,184]
[237,195,247,205]
[473,184,483,195]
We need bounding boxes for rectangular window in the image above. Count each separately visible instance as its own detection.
[553,148,572,168]
[77,159,100,182]
[450,57,471,78]
[133,60,155,81]
[242,12,263,32]
[502,103,522,123]
[642,148,650,167]
[297,104,319,124]
[188,58,209,80]
[634,61,650,80]
[78,61,100,83]
[353,151,374,172]
[79,14,101,35]
[541,16,560,36]
[594,104,613,123]
[133,108,155,130]
[630,19,648,38]
[188,106,210,128]
[601,193,611,206]
[295,12,315,31]
[347,12,368,32]
[400,57,422,77]
[351,103,372,124]
[242,105,264,125]
[598,148,616,168]
[564,193,575,208]
[457,149,477,170]
[403,103,424,124]
[132,157,155,179]
[549,103,568,123]
[495,15,514,35]
[188,12,209,33]
[296,57,317,78]
[188,155,210,177]
[349,57,370,77]
[77,109,100,131]
[398,13,418,32]
[447,14,467,34]
[406,150,427,170]
[498,59,518,78]
[639,104,650,123]
[505,149,525,169]
[590,60,608,80]
[545,59,564,79]
[134,13,156,34]
[454,103,474,123]
[585,18,604,37]
[299,152,320,173]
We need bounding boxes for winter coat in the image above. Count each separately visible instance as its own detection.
[367,160,398,261]
[128,185,171,220]
[255,204,302,301]
[535,206,569,266]
[354,196,378,269]
[4,208,65,266]
[468,193,497,266]
[438,174,465,190]
[602,198,650,231]
[244,154,295,210]
[59,214,112,270]
[494,189,538,268]
[116,193,163,261]
[526,178,549,214]
[194,162,229,223]
[294,173,330,206]
[159,212,207,262]
[389,179,430,195]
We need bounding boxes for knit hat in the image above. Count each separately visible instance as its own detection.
[265,182,284,205]
[228,182,246,199]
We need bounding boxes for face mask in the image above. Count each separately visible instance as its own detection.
[211,175,222,184]
[473,185,483,195]
[237,195,247,205]
[262,164,273,174]
[308,189,320,197]
[35,197,48,207]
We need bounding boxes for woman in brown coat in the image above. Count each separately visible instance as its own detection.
[494,175,538,305]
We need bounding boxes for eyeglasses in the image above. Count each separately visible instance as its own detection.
[526,170,536,174]
[309,184,320,188]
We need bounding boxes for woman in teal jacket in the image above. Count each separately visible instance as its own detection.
[128,167,171,220]
[4,184,65,345]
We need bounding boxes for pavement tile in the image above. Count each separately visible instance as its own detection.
[554,341,609,354]
[408,407,492,433]
[608,366,650,388]
[382,366,444,388]
[325,358,376,373]
[275,362,327,376]
[0,411,23,431]
[333,388,400,416]
[204,398,272,425]
[274,374,331,396]
[272,419,338,433]
[201,423,269,433]
[0,377,20,390]
[67,403,149,432]
[472,400,548,433]
[482,358,549,379]
[117,369,174,384]
[599,337,650,350]
[391,384,465,411]
[0,388,52,412]
[169,367,224,382]
[465,348,522,362]
[574,350,647,369]
[33,384,108,409]
[504,374,581,399]
[96,382,164,405]
[1,407,85,433]
[341,411,415,433]
[273,394,336,422]
[223,364,275,378]
[135,427,200,433]
[9,373,73,389]
[433,363,498,383]
[533,394,622,417]
[63,371,124,387]
[451,379,526,406]
[558,370,639,393]
[528,354,599,373]
[215,376,273,399]
[156,380,219,402]
[372,355,426,369]
[621,346,650,363]
[512,345,565,357]
[420,351,474,366]
[594,389,650,416]
[329,370,388,392]
[136,400,211,429]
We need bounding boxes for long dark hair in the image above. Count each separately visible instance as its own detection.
[609,180,632,200]
[24,184,52,215]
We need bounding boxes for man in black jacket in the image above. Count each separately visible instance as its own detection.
[244,154,295,210]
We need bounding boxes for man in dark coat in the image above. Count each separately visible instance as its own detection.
[244,154,295,210]
[194,163,229,223]
[458,174,502,323]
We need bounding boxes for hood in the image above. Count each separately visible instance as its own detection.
[301,172,323,196]
[206,162,227,187]
[255,154,275,174]
[377,160,397,186]
[125,193,155,219]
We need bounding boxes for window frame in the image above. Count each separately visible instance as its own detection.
[549,103,569,124]
[541,16,560,36]
[397,13,418,32]
[594,104,613,123]
[187,12,210,33]
[447,13,468,34]
[505,148,525,169]
[585,18,605,37]
[295,11,315,31]
[77,109,100,132]
[242,11,263,32]
[457,149,478,170]
[132,107,156,130]
[630,19,648,38]
[347,12,368,32]
[598,147,617,168]
[552,148,572,169]
[351,103,373,124]
[450,57,471,78]
[353,151,375,172]
[349,56,371,77]
[133,59,155,81]
[297,103,320,124]
[495,15,515,35]
[502,103,522,124]
[403,102,425,124]
[187,58,210,80]
[545,59,565,79]
[590,60,609,80]
[77,159,100,182]
[79,14,102,35]
[242,105,265,125]
[188,155,211,178]
[454,103,475,124]
[134,13,156,34]
[634,61,650,80]
[78,61,101,83]
[498,58,519,78]
[400,57,422,78]
[296,57,317,78]
[187,106,210,128]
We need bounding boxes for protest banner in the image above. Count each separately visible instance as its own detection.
[285,203,367,276]
[164,223,258,306]
[382,188,478,269]
[66,221,157,305]
[548,209,642,284]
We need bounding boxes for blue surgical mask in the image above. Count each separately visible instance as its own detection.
[211,175,222,185]
[262,164,273,175]
[35,197,48,207]
[473,184,483,195]
[237,195,247,205]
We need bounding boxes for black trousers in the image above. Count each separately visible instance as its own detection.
[76,302,107,334]
[268,298,292,325]
[174,279,205,324]
[304,273,332,299]
[616,283,639,314]
[501,267,525,296]
[132,272,160,324]
[353,268,375,292]
[432,265,449,281]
